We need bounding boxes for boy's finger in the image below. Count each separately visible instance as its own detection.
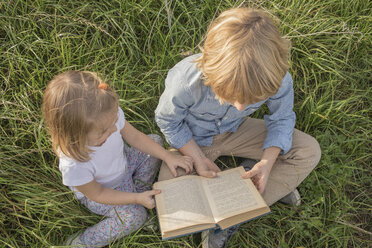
[198,170,217,178]
[207,161,221,172]
[251,178,262,192]
[169,167,177,177]
[242,170,256,179]
[257,184,264,194]
[186,159,193,169]
[188,161,194,171]
[185,163,192,172]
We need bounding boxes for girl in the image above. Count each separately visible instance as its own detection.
[42,71,193,247]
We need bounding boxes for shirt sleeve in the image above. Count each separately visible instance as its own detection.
[117,106,125,130]
[263,72,296,154]
[155,68,194,149]
[59,156,95,186]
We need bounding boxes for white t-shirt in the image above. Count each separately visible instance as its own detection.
[59,107,127,199]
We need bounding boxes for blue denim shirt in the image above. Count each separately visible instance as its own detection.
[155,54,296,154]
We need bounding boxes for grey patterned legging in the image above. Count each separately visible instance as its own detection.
[79,134,162,247]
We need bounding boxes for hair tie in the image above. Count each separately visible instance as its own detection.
[98,82,108,90]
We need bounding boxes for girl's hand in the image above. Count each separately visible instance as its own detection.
[136,189,161,209]
[242,160,273,194]
[165,152,194,177]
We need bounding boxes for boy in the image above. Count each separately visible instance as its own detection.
[155,8,321,247]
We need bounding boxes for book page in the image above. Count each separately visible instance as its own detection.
[154,176,214,232]
[201,167,265,222]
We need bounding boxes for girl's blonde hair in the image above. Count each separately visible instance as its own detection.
[42,71,118,162]
[195,8,290,104]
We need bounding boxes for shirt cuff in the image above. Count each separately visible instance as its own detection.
[62,176,94,187]
[166,125,193,149]
[263,132,293,155]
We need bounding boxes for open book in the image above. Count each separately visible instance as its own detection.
[153,166,270,240]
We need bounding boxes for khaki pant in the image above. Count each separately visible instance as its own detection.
[158,117,321,206]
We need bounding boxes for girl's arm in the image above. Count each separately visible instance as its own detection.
[120,121,193,177]
[75,180,160,209]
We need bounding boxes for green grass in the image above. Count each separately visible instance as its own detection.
[1,0,371,247]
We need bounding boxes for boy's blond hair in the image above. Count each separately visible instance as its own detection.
[195,8,290,104]
[42,71,118,162]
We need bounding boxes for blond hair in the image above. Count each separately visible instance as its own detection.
[195,8,290,104]
[42,71,118,162]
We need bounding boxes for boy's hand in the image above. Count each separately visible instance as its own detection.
[242,160,273,194]
[178,138,220,178]
[194,157,220,178]
[165,152,194,177]
[136,189,161,209]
